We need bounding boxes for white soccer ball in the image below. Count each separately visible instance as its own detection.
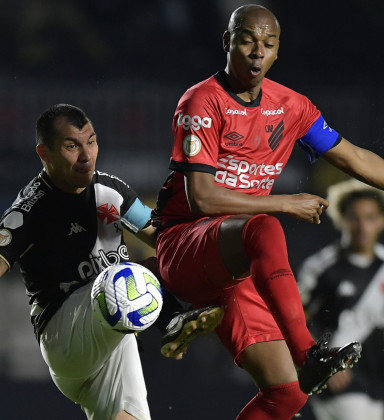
[91,262,163,332]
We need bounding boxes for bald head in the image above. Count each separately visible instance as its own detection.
[228,4,280,36]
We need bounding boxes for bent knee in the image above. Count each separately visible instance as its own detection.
[245,214,282,234]
[242,381,307,419]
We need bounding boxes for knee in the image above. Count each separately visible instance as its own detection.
[242,215,286,255]
[237,381,308,419]
[245,214,283,236]
[261,382,308,417]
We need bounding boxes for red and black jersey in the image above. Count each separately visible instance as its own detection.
[152,71,341,228]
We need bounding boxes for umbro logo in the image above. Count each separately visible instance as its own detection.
[69,222,86,235]
[224,131,244,146]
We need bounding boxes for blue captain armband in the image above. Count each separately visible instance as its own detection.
[121,198,151,234]
[297,115,341,163]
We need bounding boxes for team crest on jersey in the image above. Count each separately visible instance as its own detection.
[183,134,202,157]
[267,120,285,151]
[0,229,12,246]
[97,203,120,224]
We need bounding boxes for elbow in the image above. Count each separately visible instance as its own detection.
[188,195,216,215]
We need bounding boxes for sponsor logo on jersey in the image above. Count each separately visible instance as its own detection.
[224,131,244,147]
[77,244,129,280]
[97,203,120,224]
[97,171,130,188]
[177,113,212,131]
[226,108,247,116]
[216,154,283,189]
[0,229,11,246]
[69,222,87,235]
[13,183,46,213]
[183,134,202,157]
[261,106,284,117]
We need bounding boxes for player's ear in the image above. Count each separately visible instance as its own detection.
[223,30,230,52]
[36,143,49,163]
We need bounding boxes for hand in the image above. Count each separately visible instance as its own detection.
[283,193,328,224]
[327,369,353,392]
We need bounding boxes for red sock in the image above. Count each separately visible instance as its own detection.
[242,215,315,367]
[236,382,308,420]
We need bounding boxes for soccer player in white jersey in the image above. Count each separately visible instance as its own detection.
[298,179,384,420]
[0,104,223,420]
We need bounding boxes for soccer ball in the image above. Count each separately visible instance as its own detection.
[91,262,163,332]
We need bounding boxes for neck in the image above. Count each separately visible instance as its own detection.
[224,69,262,102]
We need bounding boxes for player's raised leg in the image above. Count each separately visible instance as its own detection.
[217,214,361,395]
[236,341,307,419]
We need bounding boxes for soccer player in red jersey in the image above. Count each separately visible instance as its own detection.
[150,4,384,419]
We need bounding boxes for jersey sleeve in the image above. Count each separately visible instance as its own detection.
[169,85,221,175]
[0,209,31,270]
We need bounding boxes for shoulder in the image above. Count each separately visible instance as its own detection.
[9,173,51,215]
[94,171,137,206]
[0,173,50,232]
[262,78,313,108]
[298,242,341,304]
[301,242,341,273]
[180,74,224,105]
[374,243,384,261]
[94,171,131,190]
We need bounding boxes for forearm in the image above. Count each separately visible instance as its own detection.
[185,171,328,223]
[190,184,289,215]
[123,225,157,249]
[323,138,384,190]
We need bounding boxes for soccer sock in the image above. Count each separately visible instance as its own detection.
[236,382,307,420]
[153,288,184,333]
[242,215,315,367]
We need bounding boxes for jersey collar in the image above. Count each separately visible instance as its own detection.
[214,70,262,107]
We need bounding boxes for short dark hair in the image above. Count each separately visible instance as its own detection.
[36,104,90,149]
[339,190,384,216]
[327,179,384,228]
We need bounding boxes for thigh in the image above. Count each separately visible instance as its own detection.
[77,335,150,420]
[156,217,240,306]
[40,282,124,378]
[217,214,252,278]
[215,276,284,363]
[237,340,298,389]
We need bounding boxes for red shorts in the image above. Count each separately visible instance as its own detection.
[156,216,283,363]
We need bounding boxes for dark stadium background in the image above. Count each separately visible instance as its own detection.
[0,1,383,419]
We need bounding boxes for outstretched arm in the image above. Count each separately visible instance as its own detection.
[323,138,384,189]
[123,224,157,249]
[185,171,328,224]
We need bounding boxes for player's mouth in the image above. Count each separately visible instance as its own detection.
[250,65,262,77]
[76,165,93,174]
